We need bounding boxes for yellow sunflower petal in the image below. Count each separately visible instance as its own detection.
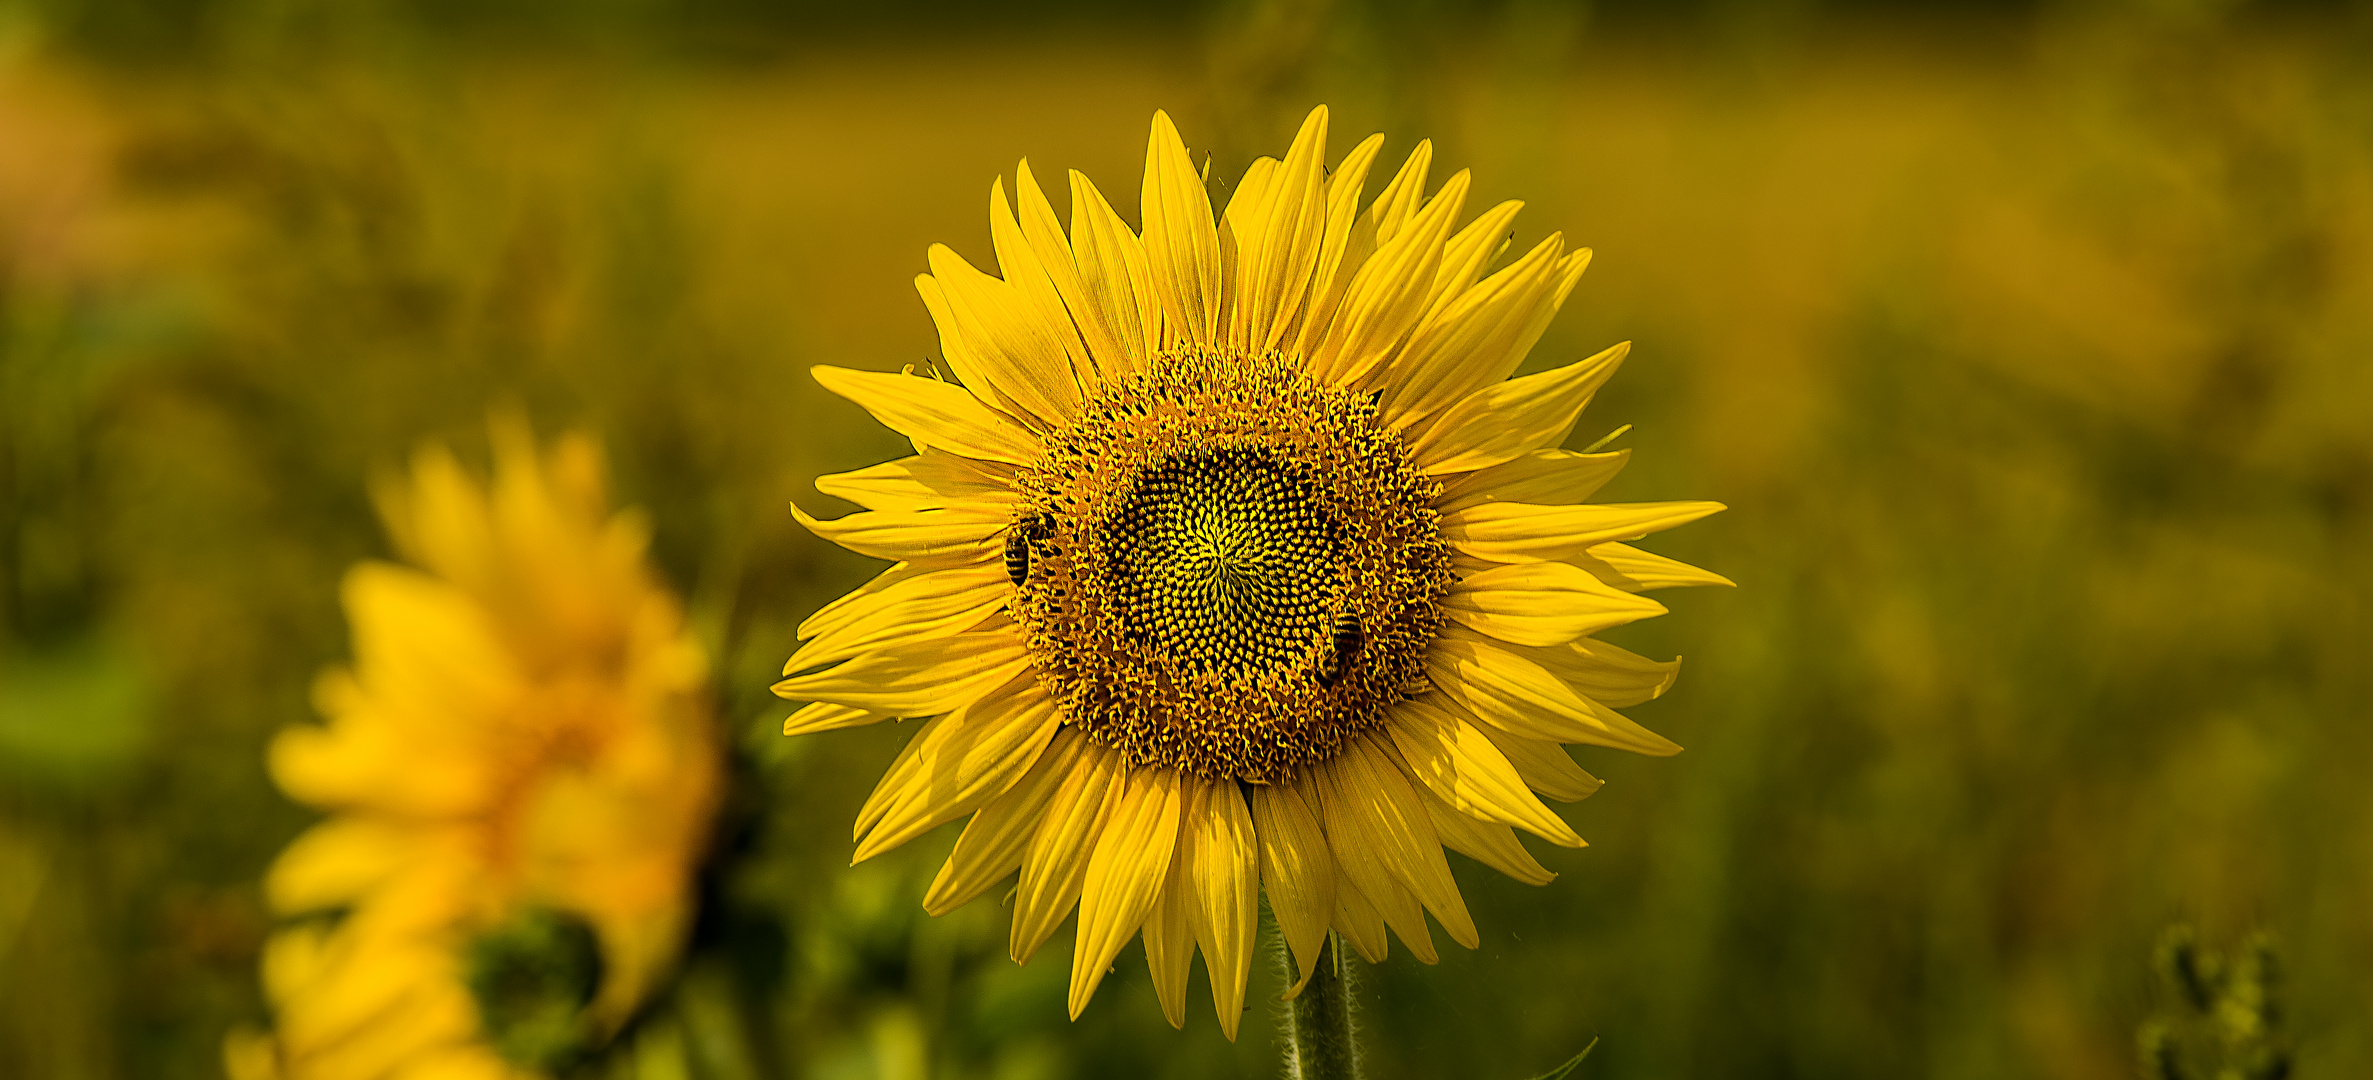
[1384,694,1585,847]
[1284,132,1387,357]
[770,628,1028,716]
[854,672,1063,862]
[1226,105,1330,354]
[1576,541,1739,591]
[293,977,475,1080]
[1537,637,1683,708]
[797,557,999,642]
[1141,110,1222,345]
[924,729,1090,915]
[1410,340,1628,474]
[1310,743,1448,961]
[1382,234,1583,429]
[923,242,1084,428]
[782,566,1008,674]
[1069,169,1160,365]
[273,939,444,1052]
[814,451,1017,513]
[1183,779,1261,1041]
[788,501,1004,565]
[989,175,1099,393]
[1141,846,1195,1029]
[1339,736,1478,949]
[1428,198,1525,306]
[1012,742,1123,964]
[269,706,491,818]
[1312,169,1471,389]
[1435,447,1629,511]
[1331,876,1391,964]
[264,817,413,916]
[1427,630,1682,756]
[1248,780,1336,995]
[1441,498,1729,565]
[1366,139,1435,244]
[1416,787,1560,886]
[1444,560,1669,647]
[384,1043,515,1080]
[811,365,1042,466]
[1070,767,1183,1018]
[783,701,881,737]
[1016,160,1122,382]
[1469,718,1606,802]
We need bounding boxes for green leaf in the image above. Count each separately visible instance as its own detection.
[1522,1037,1599,1080]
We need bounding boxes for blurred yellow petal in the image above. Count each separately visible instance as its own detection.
[265,817,413,915]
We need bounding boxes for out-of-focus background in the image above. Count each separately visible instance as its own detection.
[1,0,2368,1076]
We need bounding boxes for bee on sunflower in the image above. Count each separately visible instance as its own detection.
[778,106,1727,1041]
[229,423,723,1079]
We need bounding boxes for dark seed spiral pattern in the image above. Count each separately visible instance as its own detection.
[1105,449,1340,678]
[1007,346,1454,783]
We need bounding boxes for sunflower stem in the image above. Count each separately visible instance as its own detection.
[1278,928,1363,1080]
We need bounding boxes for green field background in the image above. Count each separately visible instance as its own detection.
[1,1,2368,1077]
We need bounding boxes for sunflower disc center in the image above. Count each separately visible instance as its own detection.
[1108,450,1339,677]
[1008,347,1453,783]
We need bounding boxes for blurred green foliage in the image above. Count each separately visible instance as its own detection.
[2,0,2370,1077]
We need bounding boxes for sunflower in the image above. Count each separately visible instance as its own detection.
[777,106,1727,1039]
[229,424,723,1080]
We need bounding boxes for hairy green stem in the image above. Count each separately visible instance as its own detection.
[1278,927,1362,1080]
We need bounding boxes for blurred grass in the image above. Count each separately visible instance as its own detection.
[2,1,2370,1078]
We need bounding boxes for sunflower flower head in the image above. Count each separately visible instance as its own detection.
[779,107,1730,1039]
[232,422,723,1079]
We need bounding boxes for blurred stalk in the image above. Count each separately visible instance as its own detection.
[1278,929,1362,1080]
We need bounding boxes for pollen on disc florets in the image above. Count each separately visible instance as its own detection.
[1007,346,1453,783]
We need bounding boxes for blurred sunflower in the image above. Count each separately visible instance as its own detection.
[228,423,723,1080]
[778,106,1727,1039]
